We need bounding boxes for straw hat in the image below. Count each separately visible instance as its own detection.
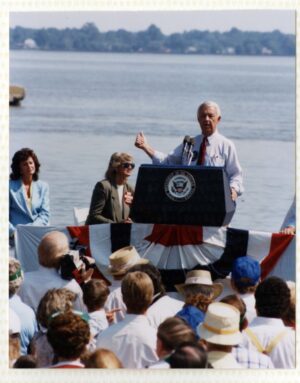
[175,270,223,299]
[197,302,242,346]
[108,246,148,276]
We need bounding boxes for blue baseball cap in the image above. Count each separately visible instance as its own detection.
[232,256,261,287]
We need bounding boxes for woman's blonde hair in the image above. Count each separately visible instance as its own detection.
[84,349,123,369]
[183,285,215,312]
[121,271,153,314]
[105,152,133,183]
[37,288,76,328]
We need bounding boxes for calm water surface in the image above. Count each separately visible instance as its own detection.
[9,51,295,231]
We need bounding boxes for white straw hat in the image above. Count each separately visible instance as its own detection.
[108,246,148,276]
[198,302,242,346]
[175,270,223,299]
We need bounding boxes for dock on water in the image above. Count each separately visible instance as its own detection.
[9,85,25,106]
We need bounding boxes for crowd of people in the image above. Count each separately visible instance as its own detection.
[9,100,295,369]
[9,235,295,369]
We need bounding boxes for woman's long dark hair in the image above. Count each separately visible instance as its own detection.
[10,148,40,181]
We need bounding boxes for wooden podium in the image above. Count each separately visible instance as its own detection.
[131,164,236,226]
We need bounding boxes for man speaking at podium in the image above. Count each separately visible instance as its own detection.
[135,101,243,201]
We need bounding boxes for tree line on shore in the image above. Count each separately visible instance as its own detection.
[10,23,295,56]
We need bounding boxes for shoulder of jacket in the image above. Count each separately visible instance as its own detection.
[36,180,49,188]
[97,179,112,189]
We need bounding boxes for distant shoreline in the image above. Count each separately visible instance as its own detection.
[10,24,295,57]
[10,48,295,58]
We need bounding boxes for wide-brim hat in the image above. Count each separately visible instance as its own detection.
[197,302,242,346]
[107,245,148,276]
[175,270,223,300]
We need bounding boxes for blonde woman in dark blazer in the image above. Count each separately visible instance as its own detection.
[85,152,135,224]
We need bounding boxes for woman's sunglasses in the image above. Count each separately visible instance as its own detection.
[121,162,135,169]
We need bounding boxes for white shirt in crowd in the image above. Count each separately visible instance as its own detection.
[104,286,126,323]
[18,266,86,313]
[208,351,242,369]
[241,316,295,368]
[88,309,109,338]
[96,313,158,368]
[216,277,257,324]
[146,294,184,329]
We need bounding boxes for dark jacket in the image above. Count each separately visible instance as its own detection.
[85,179,134,224]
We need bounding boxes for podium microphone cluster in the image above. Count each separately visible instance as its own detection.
[182,135,195,165]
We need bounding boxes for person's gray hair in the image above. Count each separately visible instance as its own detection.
[197,101,221,121]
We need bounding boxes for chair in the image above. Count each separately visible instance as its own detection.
[73,207,89,226]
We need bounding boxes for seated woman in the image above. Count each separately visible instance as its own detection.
[9,148,50,240]
[85,152,134,224]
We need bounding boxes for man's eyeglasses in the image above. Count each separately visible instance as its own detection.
[121,162,135,169]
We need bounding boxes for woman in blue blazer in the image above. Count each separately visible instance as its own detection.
[9,148,50,238]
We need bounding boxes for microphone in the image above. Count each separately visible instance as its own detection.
[182,136,195,164]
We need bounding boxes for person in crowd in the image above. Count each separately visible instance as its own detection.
[83,349,123,368]
[280,196,296,235]
[135,101,243,201]
[282,281,295,329]
[168,342,209,369]
[126,263,183,329]
[31,288,77,367]
[9,257,37,355]
[217,256,260,323]
[85,152,135,224]
[198,302,243,368]
[9,148,50,241]
[149,317,197,369]
[82,279,109,341]
[18,231,85,312]
[13,355,37,368]
[175,270,223,334]
[104,245,148,323]
[220,294,274,368]
[241,276,295,368]
[47,311,90,368]
[9,308,21,368]
[97,271,158,368]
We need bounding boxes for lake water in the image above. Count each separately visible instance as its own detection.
[9,51,295,232]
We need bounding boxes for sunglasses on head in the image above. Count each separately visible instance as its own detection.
[121,162,135,169]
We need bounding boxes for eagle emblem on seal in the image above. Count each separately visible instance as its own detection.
[164,170,196,202]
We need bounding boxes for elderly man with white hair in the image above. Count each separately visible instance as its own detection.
[135,101,243,201]
[18,231,85,313]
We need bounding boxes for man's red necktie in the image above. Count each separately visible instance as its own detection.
[197,136,208,165]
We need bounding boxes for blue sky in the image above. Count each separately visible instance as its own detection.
[10,10,295,34]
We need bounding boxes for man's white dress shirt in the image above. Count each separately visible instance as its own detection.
[152,131,244,196]
[96,313,158,368]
